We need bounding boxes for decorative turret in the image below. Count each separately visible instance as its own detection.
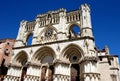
[80,4,93,38]
[14,20,27,47]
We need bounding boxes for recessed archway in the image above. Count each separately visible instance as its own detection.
[71,64,80,81]
[13,51,28,81]
[32,46,55,64]
[62,44,83,81]
[32,46,55,81]
[13,51,28,66]
[62,44,83,63]
[67,23,81,39]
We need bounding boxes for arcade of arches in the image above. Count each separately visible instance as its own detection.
[2,3,120,81]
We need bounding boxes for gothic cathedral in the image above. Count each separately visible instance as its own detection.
[2,4,120,81]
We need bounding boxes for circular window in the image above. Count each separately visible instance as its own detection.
[72,56,77,61]
[45,29,53,37]
[70,55,78,62]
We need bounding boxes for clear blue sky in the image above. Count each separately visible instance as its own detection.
[0,0,120,57]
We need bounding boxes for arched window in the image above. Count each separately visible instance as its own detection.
[69,25,80,39]
[26,34,33,46]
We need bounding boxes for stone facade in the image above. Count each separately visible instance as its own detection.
[1,4,120,81]
[0,39,15,80]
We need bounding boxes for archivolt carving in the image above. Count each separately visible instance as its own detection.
[32,46,55,64]
[62,44,84,63]
[12,51,28,66]
[38,26,58,43]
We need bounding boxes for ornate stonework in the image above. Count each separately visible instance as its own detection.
[0,3,119,81]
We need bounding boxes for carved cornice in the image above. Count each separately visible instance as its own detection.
[10,63,22,68]
[80,56,98,63]
[27,62,41,67]
[53,59,70,65]
[110,67,119,70]
[37,8,66,18]
[13,37,94,49]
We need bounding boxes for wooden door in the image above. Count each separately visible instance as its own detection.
[71,64,80,81]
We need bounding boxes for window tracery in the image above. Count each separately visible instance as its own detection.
[44,29,53,37]
[39,26,57,43]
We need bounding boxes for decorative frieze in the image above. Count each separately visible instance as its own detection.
[80,73,101,80]
[53,74,70,81]
[4,75,20,81]
[24,75,39,81]
[66,10,81,23]
[25,21,36,32]
[80,56,98,63]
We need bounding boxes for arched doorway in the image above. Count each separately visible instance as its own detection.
[13,51,28,81]
[41,66,47,81]
[48,66,54,81]
[62,44,83,81]
[71,64,80,81]
[32,47,55,81]
[41,55,54,81]
[41,65,54,81]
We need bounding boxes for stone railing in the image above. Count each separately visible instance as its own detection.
[25,21,36,32]
[66,10,80,23]
[3,75,20,81]
[39,14,60,26]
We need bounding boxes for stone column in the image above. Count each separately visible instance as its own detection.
[45,66,49,81]
[80,56,100,81]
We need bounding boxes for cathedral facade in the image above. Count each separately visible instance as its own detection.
[1,4,120,81]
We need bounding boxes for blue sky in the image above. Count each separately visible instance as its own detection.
[0,0,120,57]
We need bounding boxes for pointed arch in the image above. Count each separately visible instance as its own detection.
[67,22,81,38]
[32,46,56,64]
[25,32,33,46]
[12,51,28,66]
[62,43,84,63]
[67,22,81,31]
